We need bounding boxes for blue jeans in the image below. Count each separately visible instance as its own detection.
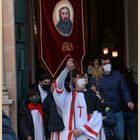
[123,112,137,140]
[113,111,124,140]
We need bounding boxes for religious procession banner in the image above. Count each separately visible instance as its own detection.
[37,0,86,79]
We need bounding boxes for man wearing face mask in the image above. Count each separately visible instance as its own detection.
[38,73,52,103]
[53,58,106,140]
[38,73,65,140]
[89,55,134,140]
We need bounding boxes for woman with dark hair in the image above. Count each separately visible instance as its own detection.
[19,88,46,140]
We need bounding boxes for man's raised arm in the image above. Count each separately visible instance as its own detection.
[53,58,74,109]
[56,58,75,91]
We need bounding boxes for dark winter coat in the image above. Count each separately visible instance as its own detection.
[89,69,132,112]
[2,111,18,140]
[19,107,35,140]
[42,93,65,132]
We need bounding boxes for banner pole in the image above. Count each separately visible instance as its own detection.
[70,69,77,140]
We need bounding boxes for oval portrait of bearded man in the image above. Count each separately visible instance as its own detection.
[53,0,74,37]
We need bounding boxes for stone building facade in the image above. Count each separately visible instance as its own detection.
[2,0,17,131]
[2,0,138,133]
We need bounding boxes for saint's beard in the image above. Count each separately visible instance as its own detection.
[60,18,70,24]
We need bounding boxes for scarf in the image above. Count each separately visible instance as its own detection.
[28,103,44,123]
[28,103,46,140]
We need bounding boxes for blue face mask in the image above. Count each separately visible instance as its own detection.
[29,97,40,104]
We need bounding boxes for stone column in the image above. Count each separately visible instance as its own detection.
[2,0,17,131]
[123,0,138,83]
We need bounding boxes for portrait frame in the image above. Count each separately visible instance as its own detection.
[52,0,74,37]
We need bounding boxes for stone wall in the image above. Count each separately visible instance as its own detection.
[2,0,17,131]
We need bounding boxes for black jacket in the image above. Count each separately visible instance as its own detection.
[19,105,50,140]
[83,90,102,114]
[43,93,65,132]
[19,107,35,140]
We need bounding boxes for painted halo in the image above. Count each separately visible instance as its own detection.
[53,0,74,37]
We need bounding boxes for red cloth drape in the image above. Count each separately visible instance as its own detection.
[28,103,43,119]
[37,0,86,79]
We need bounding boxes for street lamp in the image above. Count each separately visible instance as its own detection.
[112,50,118,57]
[103,47,109,54]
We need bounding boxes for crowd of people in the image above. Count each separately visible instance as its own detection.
[3,55,137,140]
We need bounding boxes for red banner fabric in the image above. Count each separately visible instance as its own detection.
[37,0,85,79]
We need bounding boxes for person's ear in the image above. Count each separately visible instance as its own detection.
[39,81,42,86]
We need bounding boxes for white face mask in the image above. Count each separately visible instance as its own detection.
[77,78,88,90]
[103,64,112,74]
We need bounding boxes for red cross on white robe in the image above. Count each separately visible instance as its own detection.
[77,105,83,118]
